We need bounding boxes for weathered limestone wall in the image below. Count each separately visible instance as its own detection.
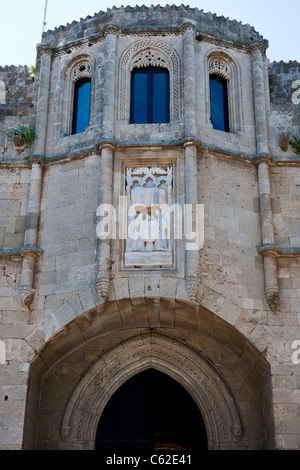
[34,155,100,325]
[0,258,35,449]
[0,66,35,161]
[271,166,300,248]
[269,61,300,158]
[0,167,31,250]
[0,4,299,451]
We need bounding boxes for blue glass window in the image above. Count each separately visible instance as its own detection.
[72,78,91,134]
[210,74,229,132]
[130,67,170,124]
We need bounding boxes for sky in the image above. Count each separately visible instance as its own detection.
[0,0,299,67]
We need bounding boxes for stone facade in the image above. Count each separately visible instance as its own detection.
[0,5,299,451]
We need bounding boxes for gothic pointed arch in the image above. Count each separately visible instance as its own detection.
[118,39,181,122]
[57,333,244,450]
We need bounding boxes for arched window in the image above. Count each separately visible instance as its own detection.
[209,74,229,133]
[72,77,91,135]
[130,66,170,124]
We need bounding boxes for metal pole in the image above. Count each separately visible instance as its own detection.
[42,0,48,34]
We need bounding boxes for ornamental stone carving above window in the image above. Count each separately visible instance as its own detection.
[119,40,180,121]
[71,61,91,82]
[208,58,231,80]
[130,50,168,71]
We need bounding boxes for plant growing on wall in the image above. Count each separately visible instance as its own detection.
[7,123,37,146]
[290,136,300,155]
[28,62,36,80]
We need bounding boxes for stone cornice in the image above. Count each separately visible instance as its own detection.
[40,24,267,59]
[1,141,300,168]
[258,244,300,258]
[0,245,43,258]
[36,45,54,57]
[42,4,266,49]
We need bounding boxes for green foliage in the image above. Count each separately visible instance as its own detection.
[28,62,36,78]
[195,34,203,42]
[7,123,37,143]
[290,136,300,155]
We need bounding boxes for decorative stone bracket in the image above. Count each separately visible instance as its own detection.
[186,276,200,302]
[17,246,43,307]
[258,245,280,311]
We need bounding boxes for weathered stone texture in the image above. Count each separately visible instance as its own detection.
[0,168,30,249]
[269,61,300,158]
[0,4,299,452]
[0,66,35,160]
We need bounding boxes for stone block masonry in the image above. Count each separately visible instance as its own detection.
[0,4,299,451]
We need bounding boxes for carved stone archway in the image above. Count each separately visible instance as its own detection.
[57,333,244,450]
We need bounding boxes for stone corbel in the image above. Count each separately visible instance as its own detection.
[186,277,200,302]
[95,277,110,302]
[17,246,43,307]
[258,245,279,311]
[60,425,72,441]
[231,423,243,441]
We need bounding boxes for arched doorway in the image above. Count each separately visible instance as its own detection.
[52,333,246,450]
[95,369,208,451]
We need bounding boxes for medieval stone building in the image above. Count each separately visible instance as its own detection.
[0,4,299,451]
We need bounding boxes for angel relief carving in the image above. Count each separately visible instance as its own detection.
[125,166,174,268]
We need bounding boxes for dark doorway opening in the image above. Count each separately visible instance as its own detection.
[95,369,208,451]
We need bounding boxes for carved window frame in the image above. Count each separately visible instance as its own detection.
[205,51,242,134]
[61,55,94,136]
[118,40,181,123]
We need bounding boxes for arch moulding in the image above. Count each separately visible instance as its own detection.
[118,39,181,122]
[57,332,244,450]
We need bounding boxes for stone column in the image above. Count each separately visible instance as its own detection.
[251,43,279,310]
[251,44,269,156]
[183,26,197,138]
[257,158,279,310]
[102,26,118,140]
[95,143,115,301]
[184,141,200,301]
[17,161,43,307]
[17,47,51,307]
[32,46,52,158]
[182,26,200,300]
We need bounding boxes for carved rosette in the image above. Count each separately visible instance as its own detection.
[95,278,110,301]
[186,277,199,302]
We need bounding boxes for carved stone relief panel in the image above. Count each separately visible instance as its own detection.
[124,165,174,268]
